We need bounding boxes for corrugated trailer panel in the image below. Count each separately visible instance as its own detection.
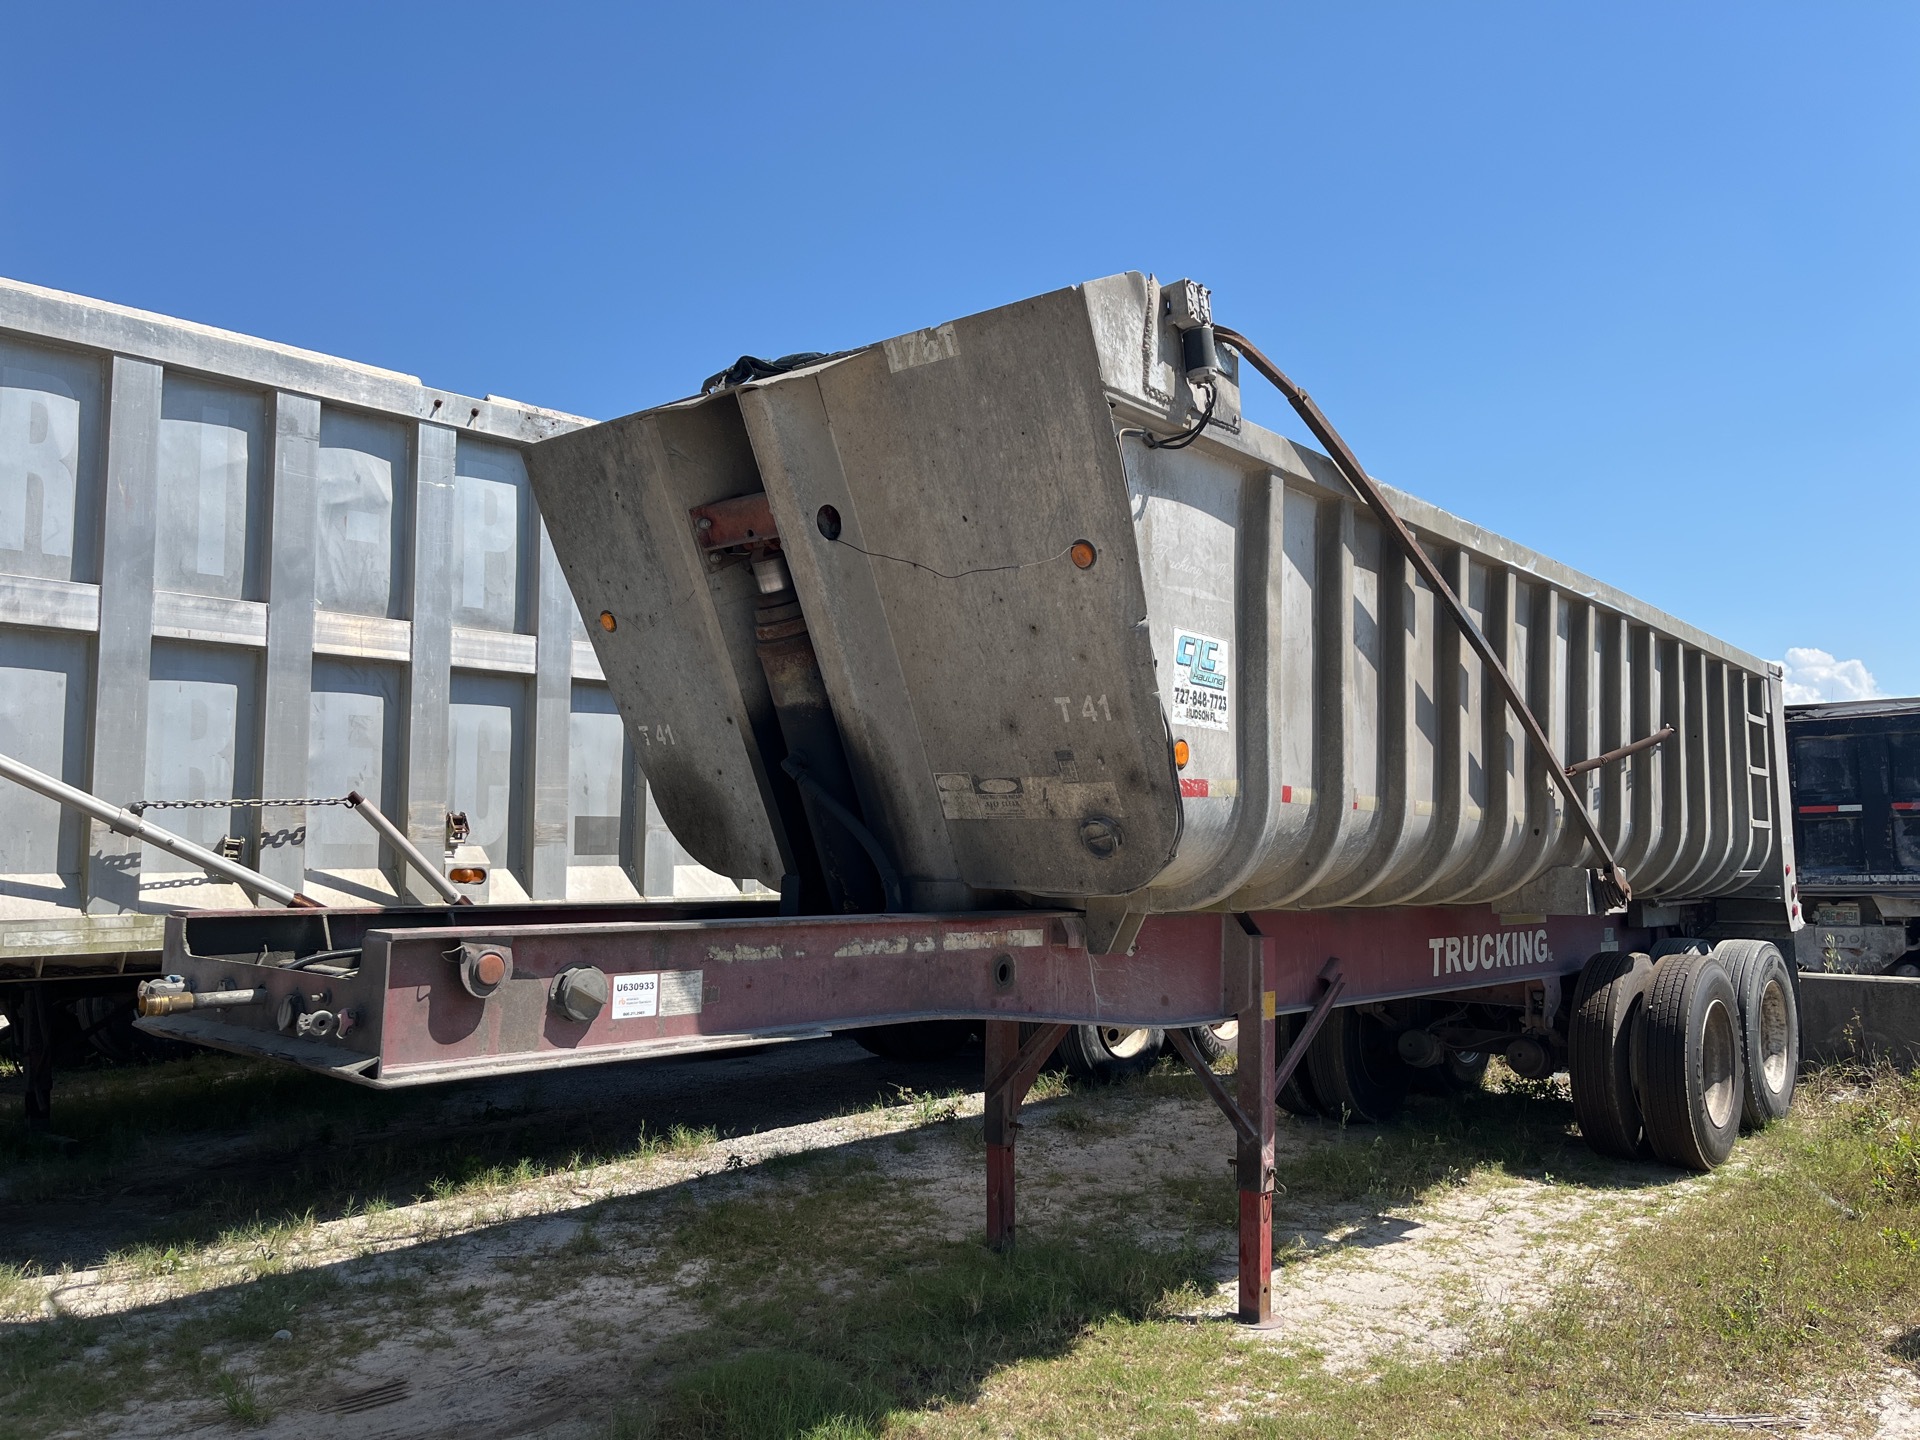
[0,278,746,979]
[529,273,1796,921]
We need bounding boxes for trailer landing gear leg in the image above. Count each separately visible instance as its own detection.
[983,1021,1069,1253]
[18,984,55,1132]
[1169,952,1345,1325]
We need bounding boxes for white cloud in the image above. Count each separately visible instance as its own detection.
[1778,647,1882,705]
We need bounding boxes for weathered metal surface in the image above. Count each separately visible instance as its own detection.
[1786,698,1920,895]
[983,1020,1070,1253]
[527,274,1797,925]
[1217,323,1631,908]
[1784,698,1920,976]
[0,278,753,979]
[1797,972,1920,1068]
[0,747,307,905]
[139,899,1640,1086]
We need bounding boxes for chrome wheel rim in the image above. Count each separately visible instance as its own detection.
[1701,997,1737,1129]
[1758,978,1791,1093]
[1099,1026,1155,1060]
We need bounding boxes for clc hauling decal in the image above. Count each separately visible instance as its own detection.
[1428,929,1554,977]
[1170,630,1231,732]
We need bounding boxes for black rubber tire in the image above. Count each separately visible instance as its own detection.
[1712,939,1798,1130]
[1305,1008,1408,1123]
[1276,1014,1331,1118]
[1176,1020,1238,1065]
[1058,1023,1166,1083]
[1442,1049,1491,1092]
[849,1020,970,1062]
[1650,937,1710,962]
[1568,950,1656,1160]
[1638,951,1745,1172]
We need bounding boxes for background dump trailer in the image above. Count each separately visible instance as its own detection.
[139,274,1803,1324]
[1783,697,1920,1068]
[0,279,756,1063]
[1785,698,1920,975]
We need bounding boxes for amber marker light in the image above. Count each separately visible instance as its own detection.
[474,950,509,986]
[598,611,617,632]
[1174,739,1190,769]
[449,867,487,885]
[1069,540,1097,569]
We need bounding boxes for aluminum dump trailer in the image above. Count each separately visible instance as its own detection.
[139,275,1805,1325]
[0,278,754,992]
[529,272,1797,934]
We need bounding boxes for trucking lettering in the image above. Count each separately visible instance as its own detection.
[1427,929,1553,977]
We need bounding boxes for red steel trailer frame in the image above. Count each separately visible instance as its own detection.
[143,899,1640,1324]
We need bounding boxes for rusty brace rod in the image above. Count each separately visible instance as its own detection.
[1167,956,1346,1144]
[346,791,470,905]
[1213,326,1632,909]
[0,748,321,908]
[1565,726,1676,778]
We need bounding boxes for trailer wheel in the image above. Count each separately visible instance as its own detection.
[1408,1046,1490,1096]
[1650,937,1710,961]
[1276,1014,1332,1118]
[1711,939,1798,1129]
[1638,952,1745,1171]
[1306,1008,1407,1123]
[1442,1049,1490,1092]
[1568,950,1656,1160]
[850,1021,971,1062]
[1176,1020,1238,1066]
[1058,1024,1166,1083]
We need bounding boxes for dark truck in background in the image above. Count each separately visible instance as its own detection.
[1787,697,1920,977]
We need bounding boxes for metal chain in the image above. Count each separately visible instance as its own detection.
[128,796,354,815]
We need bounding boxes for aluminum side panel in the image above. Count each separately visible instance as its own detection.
[518,271,1789,918]
[747,286,1181,897]
[525,401,789,885]
[0,278,711,978]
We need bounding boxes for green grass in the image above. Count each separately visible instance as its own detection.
[0,1262,38,1319]
[651,1236,1214,1439]
[935,1067,1920,1437]
[1,1057,721,1277]
[6,1048,1916,1440]
[0,1266,347,1440]
[214,1370,270,1426]
[584,1065,1920,1438]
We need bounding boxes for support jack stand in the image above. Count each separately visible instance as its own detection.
[1167,940,1346,1326]
[982,1020,1071,1253]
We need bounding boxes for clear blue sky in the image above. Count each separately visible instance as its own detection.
[4,3,1914,695]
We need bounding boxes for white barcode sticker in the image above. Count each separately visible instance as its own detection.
[611,972,659,1020]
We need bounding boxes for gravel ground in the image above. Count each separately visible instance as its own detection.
[5,1038,1915,1438]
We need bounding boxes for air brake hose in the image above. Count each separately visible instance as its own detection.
[1211,324,1632,911]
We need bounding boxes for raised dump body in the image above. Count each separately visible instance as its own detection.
[528,273,1797,932]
